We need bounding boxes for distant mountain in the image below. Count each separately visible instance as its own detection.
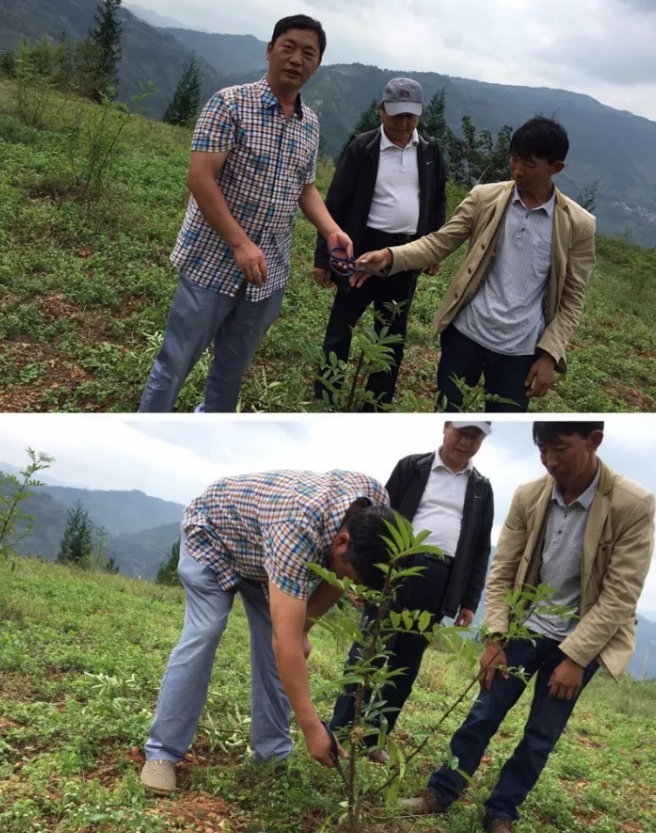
[161,28,267,76]
[42,486,184,536]
[638,609,656,623]
[3,0,654,244]
[106,521,181,578]
[1,472,184,577]
[5,469,656,677]
[0,0,224,118]
[0,461,81,488]
[199,60,656,245]
[124,3,189,30]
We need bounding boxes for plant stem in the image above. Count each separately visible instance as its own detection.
[369,605,540,800]
[346,564,398,830]
[345,350,365,413]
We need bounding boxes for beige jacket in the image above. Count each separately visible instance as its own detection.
[484,461,655,680]
[389,181,596,371]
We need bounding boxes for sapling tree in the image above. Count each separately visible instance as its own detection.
[308,512,577,832]
[0,449,54,564]
[301,302,406,413]
[436,375,519,412]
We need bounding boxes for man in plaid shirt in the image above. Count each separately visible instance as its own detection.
[140,469,394,795]
[139,14,353,413]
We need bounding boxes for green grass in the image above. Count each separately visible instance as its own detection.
[0,80,655,412]
[1,558,655,833]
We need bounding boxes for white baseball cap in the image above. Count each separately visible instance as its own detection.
[451,421,492,436]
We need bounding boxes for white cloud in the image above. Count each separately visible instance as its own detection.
[131,0,656,119]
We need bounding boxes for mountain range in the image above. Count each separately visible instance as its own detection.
[3,466,655,679]
[0,0,654,244]
[1,462,184,578]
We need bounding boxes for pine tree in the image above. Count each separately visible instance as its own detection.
[104,557,119,574]
[0,50,17,78]
[352,98,382,135]
[334,99,381,164]
[57,501,94,568]
[156,538,181,586]
[163,58,201,127]
[53,31,75,91]
[576,180,599,214]
[418,88,452,147]
[88,0,123,102]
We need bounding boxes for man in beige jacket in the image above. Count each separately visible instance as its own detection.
[400,421,655,832]
[354,117,597,412]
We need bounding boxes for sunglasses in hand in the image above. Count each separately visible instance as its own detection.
[329,247,388,278]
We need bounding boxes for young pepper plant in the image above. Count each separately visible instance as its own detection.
[308,511,577,832]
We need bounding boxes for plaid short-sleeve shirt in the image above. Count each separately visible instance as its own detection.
[171,77,320,301]
[182,470,389,600]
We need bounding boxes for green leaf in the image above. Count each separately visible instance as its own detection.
[418,610,431,632]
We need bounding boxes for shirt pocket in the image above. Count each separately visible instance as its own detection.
[533,239,552,276]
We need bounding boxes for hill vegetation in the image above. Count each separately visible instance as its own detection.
[0,76,654,413]
[1,558,655,832]
[3,465,655,679]
[0,0,224,117]
[2,0,655,242]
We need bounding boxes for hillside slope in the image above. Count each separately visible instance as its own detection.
[0,0,224,117]
[1,559,655,832]
[220,61,656,244]
[0,83,654,415]
[3,0,654,242]
[0,471,183,575]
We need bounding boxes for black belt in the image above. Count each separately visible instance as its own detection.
[364,227,417,246]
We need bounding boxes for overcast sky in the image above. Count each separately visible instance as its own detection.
[131,0,656,120]
[1,414,655,612]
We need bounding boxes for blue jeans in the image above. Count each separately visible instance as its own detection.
[139,272,285,412]
[145,537,292,764]
[427,635,599,822]
[437,324,536,413]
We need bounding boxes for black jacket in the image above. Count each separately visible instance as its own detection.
[386,452,494,619]
[314,128,447,270]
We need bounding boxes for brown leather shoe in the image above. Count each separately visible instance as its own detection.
[397,790,448,815]
[368,748,390,765]
[483,816,513,832]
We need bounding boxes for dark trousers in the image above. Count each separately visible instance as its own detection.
[437,324,536,413]
[315,227,420,409]
[330,555,453,746]
[428,635,599,822]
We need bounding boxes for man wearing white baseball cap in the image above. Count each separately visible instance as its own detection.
[330,421,494,762]
[314,76,446,409]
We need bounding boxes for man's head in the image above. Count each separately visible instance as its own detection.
[267,15,325,91]
[329,499,396,590]
[509,116,569,192]
[441,421,491,470]
[533,422,604,488]
[379,77,423,146]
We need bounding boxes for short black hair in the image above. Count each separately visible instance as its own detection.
[510,116,570,164]
[533,422,605,445]
[340,504,396,590]
[271,15,326,58]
